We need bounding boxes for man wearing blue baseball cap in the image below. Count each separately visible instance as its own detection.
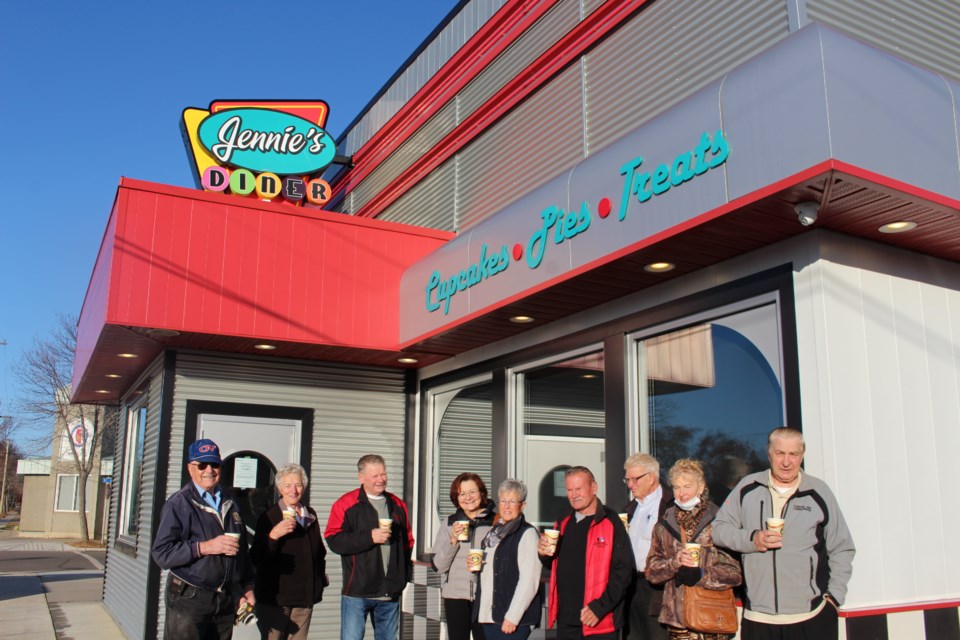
[152,438,256,640]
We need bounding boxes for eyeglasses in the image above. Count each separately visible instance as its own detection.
[191,462,220,471]
[458,490,480,498]
[499,499,524,506]
[622,472,651,485]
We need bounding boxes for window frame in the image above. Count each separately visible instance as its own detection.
[118,391,149,542]
[53,473,92,512]
[626,291,786,464]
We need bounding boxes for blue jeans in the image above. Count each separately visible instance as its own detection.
[340,596,400,640]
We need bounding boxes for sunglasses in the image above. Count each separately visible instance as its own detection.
[191,462,221,471]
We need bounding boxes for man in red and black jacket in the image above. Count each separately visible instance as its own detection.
[539,466,634,640]
[325,454,414,640]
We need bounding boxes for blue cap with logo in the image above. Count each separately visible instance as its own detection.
[188,439,222,464]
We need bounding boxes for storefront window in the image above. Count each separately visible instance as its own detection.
[119,399,147,537]
[435,381,493,521]
[515,350,605,528]
[635,303,784,505]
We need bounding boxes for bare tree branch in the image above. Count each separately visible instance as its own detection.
[12,313,117,541]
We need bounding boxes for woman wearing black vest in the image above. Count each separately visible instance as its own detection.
[474,479,541,640]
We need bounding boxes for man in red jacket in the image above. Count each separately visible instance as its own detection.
[539,466,634,640]
[325,454,414,640]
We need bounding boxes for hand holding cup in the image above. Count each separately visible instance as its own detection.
[679,543,701,567]
[754,527,783,552]
[539,529,560,556]
[466,548,483,573]
[222,532,241,555]
[270,516,297,540]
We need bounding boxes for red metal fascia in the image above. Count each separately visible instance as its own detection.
[399,160,836,349]
[353,0,651,220]
[332,0,560,200]
[115,177,454,241]
[101,180,450,349]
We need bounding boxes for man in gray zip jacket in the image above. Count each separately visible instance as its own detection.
[713,427,855,640]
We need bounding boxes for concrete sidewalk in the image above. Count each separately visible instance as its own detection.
[0,516,129,639]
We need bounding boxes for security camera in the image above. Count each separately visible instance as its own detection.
[794,201,819,226]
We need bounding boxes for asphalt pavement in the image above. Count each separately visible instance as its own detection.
[0,513,129,639]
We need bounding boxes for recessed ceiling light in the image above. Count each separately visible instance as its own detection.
[644,262,675,273]
[254,344,277,350]
[581,373,598,379]
[879,221,917,234]
[95,390,110,394]
[117,353,138,358]
[105,374,122,379]
[510,315,535,324]
[398,357,418,364]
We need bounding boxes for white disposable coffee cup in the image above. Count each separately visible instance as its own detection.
[455,520,470,541]
[379,518,393,532]
[543,529,560,555]
[684,542,702,566]
[467,548,483,572]
[766,517,785,534]
[225,532,241,540]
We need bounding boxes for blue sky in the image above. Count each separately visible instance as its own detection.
[0,1,458,443]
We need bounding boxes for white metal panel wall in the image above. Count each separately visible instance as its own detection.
[156,352,406,639]
[584,0,789,153]
[807,0,960,84]
[102,356,165,639]
[792,234,960,608]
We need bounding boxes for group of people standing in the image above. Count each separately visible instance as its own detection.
[431,427,855,640]
[150,426,854,640]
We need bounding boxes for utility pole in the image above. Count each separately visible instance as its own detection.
[0,417,10,515]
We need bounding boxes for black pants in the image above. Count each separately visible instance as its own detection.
[444,598,486,640]
[163,574,236,640]
[624,573,670,640]
[741,601,839,640]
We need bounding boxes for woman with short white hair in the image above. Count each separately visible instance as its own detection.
[474,479,541,639]
[250,463,327,640]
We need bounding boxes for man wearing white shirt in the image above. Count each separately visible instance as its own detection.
[621,454,672,640]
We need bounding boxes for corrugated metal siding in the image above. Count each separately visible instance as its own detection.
[807,0,960,83]
[458,0,581,117]
[458,62,585,230]
[351,0,579,227]
[102,356,165,639]
[377,156,458,231]
[437,394,493,520]
[339,0,507,156]
[584,0,790,153]
[350,101,459,217]
[161,352,406,639]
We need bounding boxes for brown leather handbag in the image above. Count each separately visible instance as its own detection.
[682,584,738,634]
[680,529,738,635]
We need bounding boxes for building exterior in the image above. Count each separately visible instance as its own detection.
[74,2,960,639]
